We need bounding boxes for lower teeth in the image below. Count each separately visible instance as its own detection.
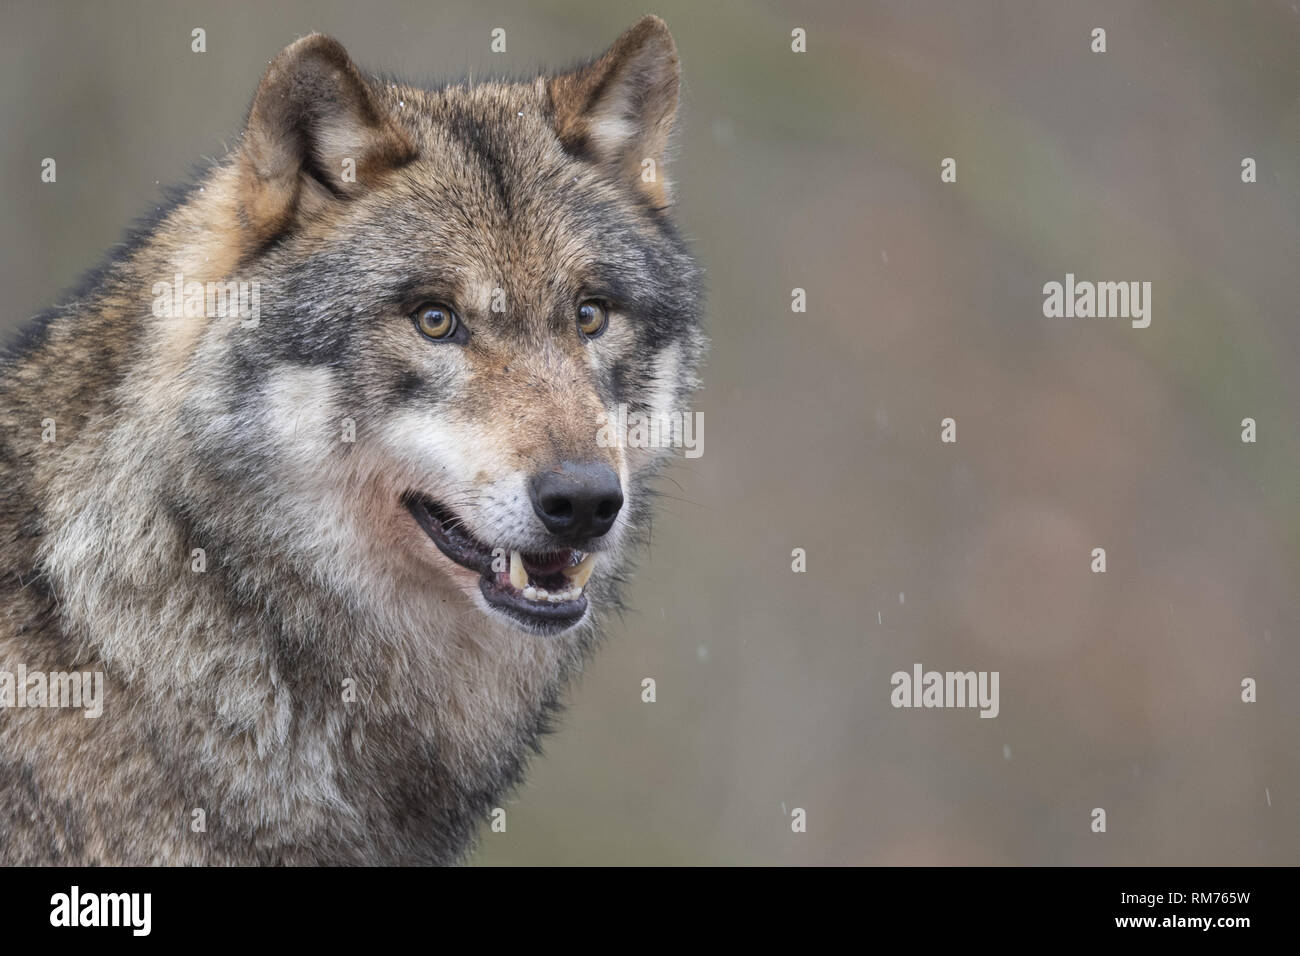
[521,585,582,603]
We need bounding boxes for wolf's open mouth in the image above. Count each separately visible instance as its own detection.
[404,494,593,633]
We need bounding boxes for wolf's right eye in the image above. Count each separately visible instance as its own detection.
[413,304,459,341]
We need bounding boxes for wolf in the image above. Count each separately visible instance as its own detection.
[0,16,704,864]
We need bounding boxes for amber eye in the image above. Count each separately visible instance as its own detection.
[413,303,458,341]
[577,299,609,338]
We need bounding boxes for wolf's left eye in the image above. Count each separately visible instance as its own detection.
[413,303,459,341]
[577,300,609,338]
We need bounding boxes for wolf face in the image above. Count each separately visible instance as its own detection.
[209,20,703,638]
[0,17,703,864]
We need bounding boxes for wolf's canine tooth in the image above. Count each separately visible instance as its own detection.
[509,550,527,590]
[563,552,597,588]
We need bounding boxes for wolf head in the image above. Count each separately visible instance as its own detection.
[17,18,702,862]
[177,18,704,641]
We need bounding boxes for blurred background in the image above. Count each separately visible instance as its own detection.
[2,0,1297,864]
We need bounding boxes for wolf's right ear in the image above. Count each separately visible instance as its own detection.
[238,34,415,246]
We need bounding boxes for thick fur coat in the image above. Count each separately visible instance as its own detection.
[0,17,704,864]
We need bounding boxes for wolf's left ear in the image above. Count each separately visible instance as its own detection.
[238,34,416,246]
[547,16,680,207]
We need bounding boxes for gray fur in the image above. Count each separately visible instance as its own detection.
[0,19,704,865]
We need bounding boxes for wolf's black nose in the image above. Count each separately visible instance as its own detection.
[530,463,623,539]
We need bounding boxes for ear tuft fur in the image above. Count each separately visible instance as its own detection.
[547,16,681,207]
[238,34,416,244]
